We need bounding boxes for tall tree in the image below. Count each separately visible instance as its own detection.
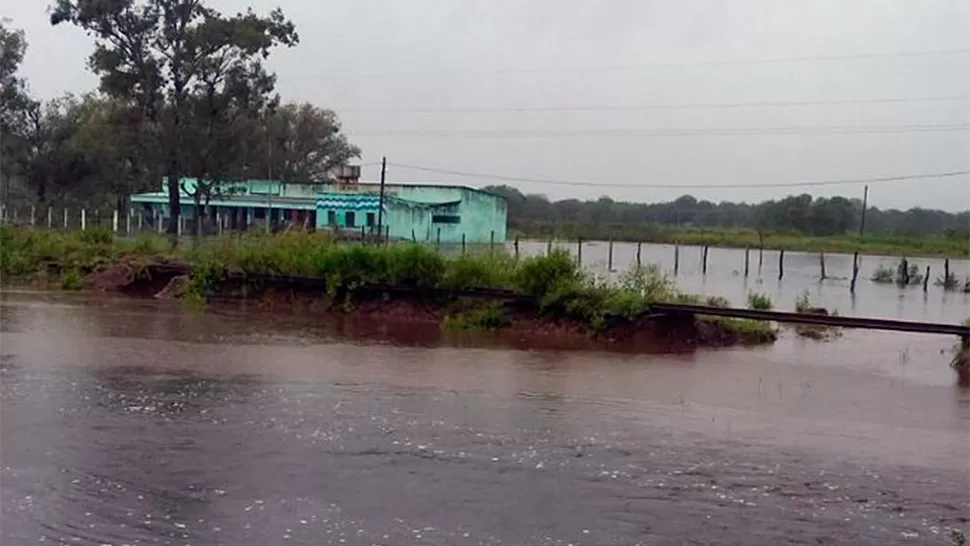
[0,20,36,204]
[258,102,361,184]
[50,0,298,234]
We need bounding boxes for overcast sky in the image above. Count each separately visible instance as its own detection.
[8,0,970,211]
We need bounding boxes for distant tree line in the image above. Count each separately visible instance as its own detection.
[1,2,359,234]
[484,185,970,238]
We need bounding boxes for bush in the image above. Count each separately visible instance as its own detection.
[871,264,895,283]
[439,253,515,290]
[795,290,812,312]
[705,296,731,308]
[747,292,773,310]
[513,250,581,298]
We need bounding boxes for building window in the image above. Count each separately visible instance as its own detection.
[432,214,460,224]
[366,212,376,227]
[327,211,337,226]
[345,211,356,227]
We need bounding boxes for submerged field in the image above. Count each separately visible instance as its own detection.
[0,226,780,348]
[515,224,970,258]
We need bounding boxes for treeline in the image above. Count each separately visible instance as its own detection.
[484,185,970,238]
[0,3,358,233]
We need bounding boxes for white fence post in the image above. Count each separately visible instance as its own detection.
[47,207,52,229]
[63,208,68,229]
[80,208,86,230]
[177,215,183,236]
[126,209,132,234]
[112,209,119,232]
[138,210,143,231]
[30,206,36,226]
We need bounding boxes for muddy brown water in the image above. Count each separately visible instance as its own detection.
[1,289,968,545]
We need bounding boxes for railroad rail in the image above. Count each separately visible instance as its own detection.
[650,303,970,340]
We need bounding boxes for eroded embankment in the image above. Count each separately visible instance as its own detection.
[77,259,768,353]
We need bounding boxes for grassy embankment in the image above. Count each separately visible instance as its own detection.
[0,225,777,343]
[514,224,969,258]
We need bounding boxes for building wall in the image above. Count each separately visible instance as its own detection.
[131,179,507,242]
[384,187,507,244]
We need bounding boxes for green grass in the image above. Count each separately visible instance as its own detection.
[700,317,778,343]
[443,304,512,332]
[515,224,969,258]
[0,226,778,343]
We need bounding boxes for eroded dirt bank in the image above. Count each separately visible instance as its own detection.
[79,260,768,353]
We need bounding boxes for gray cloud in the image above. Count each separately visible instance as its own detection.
[9,0,970,211]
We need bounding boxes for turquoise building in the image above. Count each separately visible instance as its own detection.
[129,179,508,244]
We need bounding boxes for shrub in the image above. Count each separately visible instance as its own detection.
[604,265,678,317]
[747,292,773,310]
[513,250,581,298]
[705,296,731,308]
[871,264,894,283]
[439,254,515,290]
[795,290,812,312]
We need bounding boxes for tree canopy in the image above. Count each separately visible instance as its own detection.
[484,185,970,238]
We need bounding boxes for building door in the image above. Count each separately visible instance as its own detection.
[345,211,356,228]
[327,210,337,226]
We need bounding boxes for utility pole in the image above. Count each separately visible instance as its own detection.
[858,184,869,236]
[376,156,387,243]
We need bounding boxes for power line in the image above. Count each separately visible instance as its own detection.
[385,162,970,189]
[339,96,968,115]
[312,47,970,78]
[351,124,970,139]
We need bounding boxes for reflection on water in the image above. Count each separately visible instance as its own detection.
[1,291,968,545]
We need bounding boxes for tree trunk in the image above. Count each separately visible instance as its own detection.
[166,173,180,235]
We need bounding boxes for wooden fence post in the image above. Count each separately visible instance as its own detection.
[744,247,750,277]
[701,245,709,275]
[944,258,951,287]
[514,236,520,261]
[819,252,826,280]
[674,243,680,275]
[777,249,785,280]
[490,230,495,253]
[758,246,764,272]
[462,233,466,255]
[547,237,552,255]
[411,228,416,242]
[636,241,642,267]
[923,266,930,292]
[900,257,910,285]
[608,239,614,271]
[850,251,860,293]
[577,237,583,265]
[436,227,441,249]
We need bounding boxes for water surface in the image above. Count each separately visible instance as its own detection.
[2,290,968,545]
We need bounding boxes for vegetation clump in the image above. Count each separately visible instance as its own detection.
[0,227,778,344]
[747,292,773,310]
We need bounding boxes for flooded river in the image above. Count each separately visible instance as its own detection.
[2,289,968,545]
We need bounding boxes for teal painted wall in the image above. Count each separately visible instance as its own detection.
[132,179,507,242]
[383,187,507,244]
